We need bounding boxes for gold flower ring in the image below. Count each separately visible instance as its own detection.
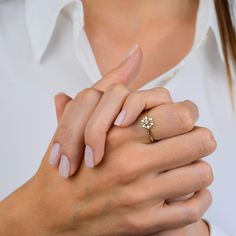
[141,111,155,143]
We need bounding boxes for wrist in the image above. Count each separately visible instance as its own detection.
[0,198,16,235]
[0,178,50,236]
[0,192,29,235]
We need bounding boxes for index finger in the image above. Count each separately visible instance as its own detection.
[92,45,142,91]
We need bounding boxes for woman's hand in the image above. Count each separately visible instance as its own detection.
[0,107,215,236]
[149,220,210,236]
[55,90,212,236]
[52,45,197,177]
[51,45,213,235]
[0,45,215,235]
[0,65,216,235]
[50,44,173,176]
[0,87,215,235]
[49,44,143,177]
[47,88,215,235]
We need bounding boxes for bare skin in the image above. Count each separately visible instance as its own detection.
[0,1,213,235]
[53,49,212,235]
[82,0,199,89]
[53,0,211,234]
[0,47,215,236]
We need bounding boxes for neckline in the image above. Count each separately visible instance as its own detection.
[80,0,214,88]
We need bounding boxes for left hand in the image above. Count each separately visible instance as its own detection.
[54,91,211,236]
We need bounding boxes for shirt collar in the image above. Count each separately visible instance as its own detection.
[25,0,224,62]
[25,0,84,61]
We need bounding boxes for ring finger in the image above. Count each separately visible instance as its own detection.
[136,99,199,143]
[108,99,199,148]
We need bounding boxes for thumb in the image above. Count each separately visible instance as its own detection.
[54,92,72,123]
[93,44,143,91]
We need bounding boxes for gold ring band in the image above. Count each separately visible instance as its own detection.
[147,129,155,143]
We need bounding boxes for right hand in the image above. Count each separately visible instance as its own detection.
[0,109,215,236]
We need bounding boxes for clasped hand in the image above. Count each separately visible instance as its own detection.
[0,46,215,236]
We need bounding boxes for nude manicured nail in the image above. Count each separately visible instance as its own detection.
[49,143,61,166]
[84,145,94,168]
[114,109,127,126]
[125,44,139,59]
[59,155,70,178]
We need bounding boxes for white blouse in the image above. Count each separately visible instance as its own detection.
[0,0,235,235]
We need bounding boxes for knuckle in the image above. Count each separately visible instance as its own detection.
[108,83,130,96]
[198,162,214,187]
[177,103,195,131]
[186,203,202,223]
[76,88,102,103]
[183,190,212,225]
[205,189,213,206]
[185,100,200,120]
[156,87,172,101]
[126,91,139,103]
[199,128,217,155]
[184,100,199,111]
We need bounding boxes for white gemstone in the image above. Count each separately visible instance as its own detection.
[141,115,154,129]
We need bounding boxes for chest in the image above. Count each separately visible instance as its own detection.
[84,20,196,89]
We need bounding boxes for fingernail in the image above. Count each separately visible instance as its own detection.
[84,145,94,168]
[125,44,139,59]
[59,154,70,178]
[114,109,127,126]
[49,143,61,166]
[55,92,65,97]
